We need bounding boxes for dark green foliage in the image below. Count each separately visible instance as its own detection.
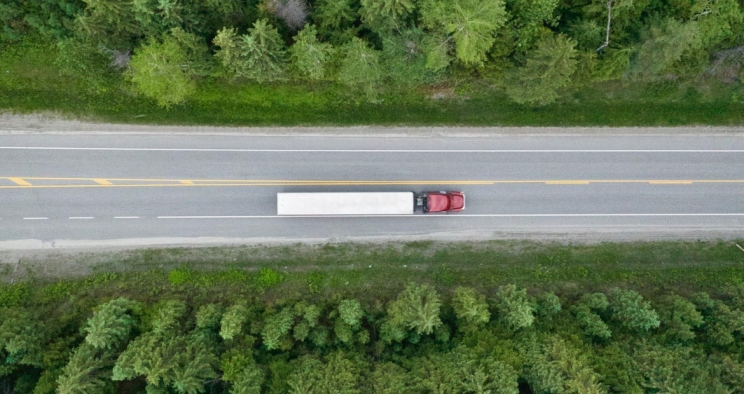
[0,0,742,113]
[505,33,579,106]
[608,288,661,332]
[2,241,744,392]
[337,37,383,99]
[657,294,704,342]
[574,292,612,339]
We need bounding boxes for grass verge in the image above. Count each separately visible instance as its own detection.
[2,240,744,307]
[2,44,744,126]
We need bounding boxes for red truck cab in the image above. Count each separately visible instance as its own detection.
[421,191,465,213]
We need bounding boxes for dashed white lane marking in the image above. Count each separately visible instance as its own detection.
[69,217,94,219]
[23,217,48,220]
[157,213,744,219]
[114,216,139,219]
[1,147,744,153]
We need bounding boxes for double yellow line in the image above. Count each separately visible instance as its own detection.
[1,176,744,189]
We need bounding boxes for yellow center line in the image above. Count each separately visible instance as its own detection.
[648,181,694,185]
[545,181,591,185]
[179,180,195,185]
[7,177,32,186]
[93,178,112,185]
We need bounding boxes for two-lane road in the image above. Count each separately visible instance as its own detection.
[1,133,743,248]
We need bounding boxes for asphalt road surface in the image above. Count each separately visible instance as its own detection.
[1,133,743,249]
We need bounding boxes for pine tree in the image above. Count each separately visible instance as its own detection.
[337,37,383,100]
[452,287,491,329]
[84,297,136,350]
[608,288,660,332]
[289,25,335,80]
[505,33,578,106]
[383,283,443,340]
[574,293,612,339]
[492,284,535,331]
[220,304,248,341]
[213,19,287,82]
[56,344,115,394]
[419,0,507,66]
[261,308,295,350]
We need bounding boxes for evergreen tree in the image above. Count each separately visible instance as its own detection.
[629,18,702,81]
[505,33,578,106]
[368,362,412,393]
[195,304,223,330]
[261,308,295,350]
[452,286,491,329]
[492,284,535,331]
[359,0,416,33]
[84,298,136,350]
[381,283,443,343]
[536,292,562,321]
[0,308,47,371]
[337,38,384,100]
[608,288,660,332]
[657,295,703,342]
[56,344,115,394]
[573,293,611,339]
[220,304,248,341]
[213,20,287,82]
[420,0,508,66]
[312,0,359,44]
[289,25,335,80]
[221,348,263,394]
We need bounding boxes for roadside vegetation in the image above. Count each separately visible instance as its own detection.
[2,240,744,393]
[1,0,744,125]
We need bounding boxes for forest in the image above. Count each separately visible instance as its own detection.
[2,240,744,393]
[1,0,744,113]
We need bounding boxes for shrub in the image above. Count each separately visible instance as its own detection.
[257,268,285,288]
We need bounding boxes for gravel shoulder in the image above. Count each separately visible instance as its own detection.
[2,113,743,136]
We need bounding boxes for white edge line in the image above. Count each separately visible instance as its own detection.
[157,213,744,219]
[1,147,744,153]
[23,217,48,220]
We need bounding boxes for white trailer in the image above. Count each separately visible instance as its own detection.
[277,192,415,216]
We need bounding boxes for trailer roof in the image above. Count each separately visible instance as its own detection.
[277,192,415,215]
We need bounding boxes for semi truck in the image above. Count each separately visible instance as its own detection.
[277,191,465,216]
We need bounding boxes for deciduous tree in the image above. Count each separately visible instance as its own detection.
[128,35,197,108]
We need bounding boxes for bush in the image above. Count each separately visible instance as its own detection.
[168,269,193,286]
[257,268,285,288]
